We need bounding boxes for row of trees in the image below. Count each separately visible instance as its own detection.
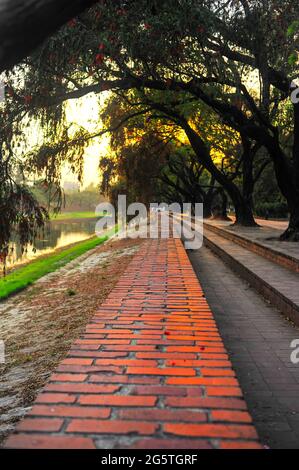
[99,94,237,219]
[1,0,299,264]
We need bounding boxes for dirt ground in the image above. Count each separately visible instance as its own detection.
[0,237,143,445]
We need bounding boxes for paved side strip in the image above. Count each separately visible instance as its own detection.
[189,245,299,449]
[204,221,299,273]
[4,238,261,449]
[203,229,299,325]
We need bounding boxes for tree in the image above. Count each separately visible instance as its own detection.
[0,0,98,72]
[99,130,169,208]
[99,119,222,218]
[158,148,220,219]
[3,0,299,242]
[100,89,263,220]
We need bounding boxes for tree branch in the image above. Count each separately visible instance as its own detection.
[0,0,98,72]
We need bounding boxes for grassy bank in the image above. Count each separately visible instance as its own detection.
[51,211,104,221]
[0,230,115,300]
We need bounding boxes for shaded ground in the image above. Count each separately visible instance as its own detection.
[0,237,143,445]
[189,246,299,449]
[255,218,288,231]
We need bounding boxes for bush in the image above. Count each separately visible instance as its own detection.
[254,201,289,219]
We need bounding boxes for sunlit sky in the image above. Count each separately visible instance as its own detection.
[23,70,260,191]
[63,92,110,188]
[62,71,260,191]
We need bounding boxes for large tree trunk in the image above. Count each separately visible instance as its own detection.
[202,176,216,219]
[183,123,257,227]
[280,204,299,241]
[265,130,299,240]
[234,198,257,226]
[280,205,299,241]
[242,137,255,211]
[282,103,299,241]
[220,189,230,220]
[0,0,97,72]
[210,188,231,221]
[203,194,213,219]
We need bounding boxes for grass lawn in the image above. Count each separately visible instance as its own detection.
[0,229,116,300]
[51,211,102,220]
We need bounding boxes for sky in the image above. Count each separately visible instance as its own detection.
[62,71,260,190]
[19,90,110,190]
[62,92,110,189]
[21,70,260,191]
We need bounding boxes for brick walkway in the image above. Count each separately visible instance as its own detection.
[4,238,261,449]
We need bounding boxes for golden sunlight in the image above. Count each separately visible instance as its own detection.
[62,92,110,188]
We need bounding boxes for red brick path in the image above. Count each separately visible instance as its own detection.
[5,239,261,449]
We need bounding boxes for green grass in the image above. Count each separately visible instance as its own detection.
[0,229,116,300]
[51,211,102,220]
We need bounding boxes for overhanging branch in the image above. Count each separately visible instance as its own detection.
[0,0,98,72]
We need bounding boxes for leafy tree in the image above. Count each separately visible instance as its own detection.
[100,91,244,220]
[0,0,99,72]
[99,130,169,208]
[3,0,299,243]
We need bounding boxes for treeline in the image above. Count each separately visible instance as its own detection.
[1,0,299,266]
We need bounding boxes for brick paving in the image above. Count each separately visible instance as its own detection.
[4,238,261,449]
[189,246,299,449]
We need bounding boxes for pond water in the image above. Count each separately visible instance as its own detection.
[6,219,97,268]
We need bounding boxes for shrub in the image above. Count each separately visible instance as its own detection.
[254,201,289,219]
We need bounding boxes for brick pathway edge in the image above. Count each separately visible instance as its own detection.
[4,238,262,450]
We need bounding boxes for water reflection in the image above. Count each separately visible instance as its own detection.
[7,220,97,267]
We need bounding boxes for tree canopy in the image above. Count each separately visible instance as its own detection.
[0,0,99,72]
[1,0,299,266]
